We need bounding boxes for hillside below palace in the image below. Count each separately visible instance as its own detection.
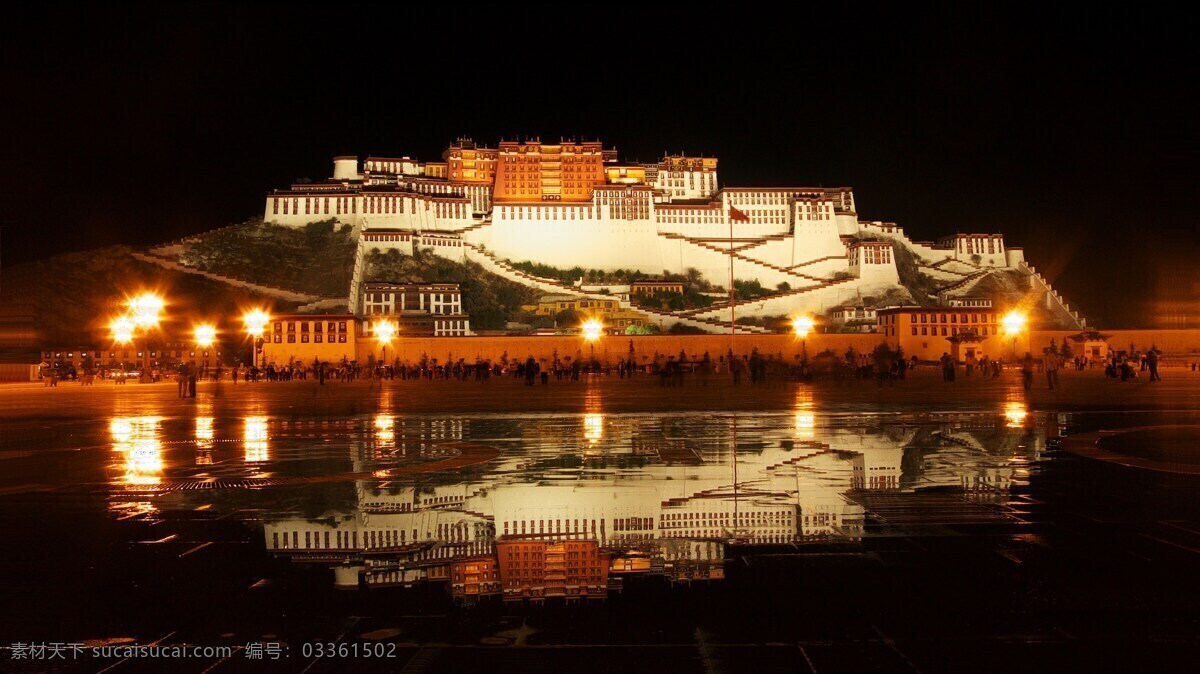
[264,137,1085,332]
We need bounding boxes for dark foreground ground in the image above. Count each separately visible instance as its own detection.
[1,369,1199,672]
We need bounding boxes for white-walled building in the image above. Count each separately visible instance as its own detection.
[261,138,1083,330]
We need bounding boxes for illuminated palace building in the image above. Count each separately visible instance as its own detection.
[266,137,1086,331]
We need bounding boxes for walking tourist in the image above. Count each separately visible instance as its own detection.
[1043,348,1059,390]
[1148,349,1161,381]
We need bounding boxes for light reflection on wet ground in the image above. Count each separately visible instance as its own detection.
[2,398,1200,672]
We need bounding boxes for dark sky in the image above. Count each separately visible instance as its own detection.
[3,5,1197,327]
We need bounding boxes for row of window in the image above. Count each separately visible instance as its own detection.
[275,334,348,344]
[274,321,348,332]
[850,246,893,265]
[910,326,995,337]
[906,313,997,324]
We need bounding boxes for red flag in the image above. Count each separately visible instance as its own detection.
[728,205,750,223]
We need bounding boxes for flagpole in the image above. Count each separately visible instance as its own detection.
[729,201,735,353]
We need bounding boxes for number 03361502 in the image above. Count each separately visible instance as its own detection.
[301,642,398,658]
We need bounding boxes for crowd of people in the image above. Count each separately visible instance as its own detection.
[35,343,1190,392]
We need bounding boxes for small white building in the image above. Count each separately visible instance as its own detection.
[828,305,879,332]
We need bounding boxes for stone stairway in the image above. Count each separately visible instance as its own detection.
[458,243,770,334]
[685,276,861,323]
[1021,262,1087,328]
[454,220,492,235]
[786,254,848,271]
[681,236,830,284]
[936,268,993,296]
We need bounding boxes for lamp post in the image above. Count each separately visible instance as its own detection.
[1001,311,1026,361]
[373,319,397,375]
[120,293,164,381]
[110,315,135,376]
[582,318,603,363]
[194,323,216,373]
[243,309,270,371]
[792,315,814,370]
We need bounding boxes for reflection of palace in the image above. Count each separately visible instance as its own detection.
[261,410,1044,601]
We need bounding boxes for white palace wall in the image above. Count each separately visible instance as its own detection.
[484,205,664,271]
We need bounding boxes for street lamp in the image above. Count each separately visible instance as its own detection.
[582,318,603,361]
[1001,311,1026,360]
[373,319,397,372]
[128,293,164,329]
[792,315,814,368]
[109,315,135,377]
[194,323,216,371]
[118,292,164,380]
[791,315,814,340]
[110,315,135,345]
[242,309,270,370]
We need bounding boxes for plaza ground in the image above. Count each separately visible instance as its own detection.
[4,367,1200,424]
[2,367,1200,672]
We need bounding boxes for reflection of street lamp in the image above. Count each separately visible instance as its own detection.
[582,318,603,360]
[373,319,397,367]
[243,309,270,369]
[1001,311,1026,360]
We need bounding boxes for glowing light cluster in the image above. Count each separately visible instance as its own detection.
[792,315,815,339]
[582,319,604,342]
[128,293,164,328]
[194,323,217,348]
[109,315,136,344]
[243,309,271,338]
[373,319,397,344]
[1001,311,1026,336]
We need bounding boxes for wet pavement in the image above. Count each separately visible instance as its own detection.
[2,371,1200,672]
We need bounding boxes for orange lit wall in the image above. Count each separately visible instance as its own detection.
[493,141,607,203]
[444,145,498,184]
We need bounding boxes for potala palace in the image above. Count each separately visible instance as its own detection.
[264,137,1085,333]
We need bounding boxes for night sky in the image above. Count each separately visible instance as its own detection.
[3,6,1197,327]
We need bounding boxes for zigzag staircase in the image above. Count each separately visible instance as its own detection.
[457,242,770,334]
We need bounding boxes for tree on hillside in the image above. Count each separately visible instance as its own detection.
[554,308,581,327]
